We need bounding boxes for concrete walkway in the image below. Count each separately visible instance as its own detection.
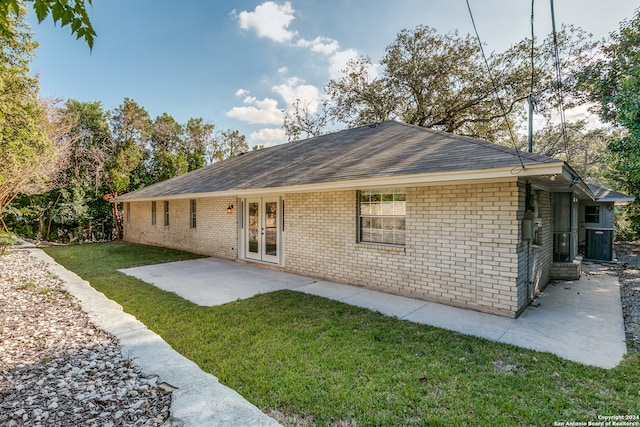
[122,257,627,369]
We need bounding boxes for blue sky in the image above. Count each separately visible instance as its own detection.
[27,0,638,147]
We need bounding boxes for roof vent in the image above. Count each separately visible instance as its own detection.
[368,122,378,128]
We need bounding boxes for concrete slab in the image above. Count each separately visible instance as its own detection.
[28,249,281,427]
[120,257,315,306]
[121,256,627,368]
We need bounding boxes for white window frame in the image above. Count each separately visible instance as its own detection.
[358,188,406,246]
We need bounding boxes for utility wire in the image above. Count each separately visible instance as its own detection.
[528,0,536,153]
[465,0,526,171]
[530,0,536,95]
[550,0,570,160]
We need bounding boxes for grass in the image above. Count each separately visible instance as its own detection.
[44,242,639,426]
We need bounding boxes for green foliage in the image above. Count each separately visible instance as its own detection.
[46,242,640,426]
[0,0,96,50]
[217,129,248,160]
[574,9,640,239]
[4,96,248,241]
[0,10,53,225]
[282,98,330,142]
[525,120,617,183]
[325,25,593,144]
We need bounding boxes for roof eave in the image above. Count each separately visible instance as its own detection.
[114,162,565,203]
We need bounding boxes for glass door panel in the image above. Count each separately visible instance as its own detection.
[264,201,278,257]
[246,200,261,261]
[247,202,260,254]
[245,197,280,264]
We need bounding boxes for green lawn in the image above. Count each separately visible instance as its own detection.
[44,242,639,426]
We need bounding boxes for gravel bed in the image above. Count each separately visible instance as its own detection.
[0,250,172,426]
[616,242,640,352]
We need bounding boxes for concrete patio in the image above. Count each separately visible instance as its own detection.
[121,257,627,369]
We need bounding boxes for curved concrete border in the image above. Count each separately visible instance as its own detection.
[27,249,280,427]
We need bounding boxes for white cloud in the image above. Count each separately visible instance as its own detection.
[272,78,321,112]
[328,48,361,79]
[278,66,288,73]
[237,1,297,43]
[250,127,287,146]
[226,96,283,125]
[235,88,250,97]
[296,36,340,55]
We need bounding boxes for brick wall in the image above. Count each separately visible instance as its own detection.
[123,197,237,259]
[516,186,553,313]
[123,179,546,317]
[284,180,526,316]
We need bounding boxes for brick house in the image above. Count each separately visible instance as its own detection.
[117,121,607,317]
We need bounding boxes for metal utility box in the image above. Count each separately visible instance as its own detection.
[585,228,613,261]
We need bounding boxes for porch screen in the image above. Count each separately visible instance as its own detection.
[358,188,406,245]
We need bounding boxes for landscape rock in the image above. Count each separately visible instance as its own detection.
[0,250,172,426]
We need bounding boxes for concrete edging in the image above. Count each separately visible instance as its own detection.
[27,248,280,427]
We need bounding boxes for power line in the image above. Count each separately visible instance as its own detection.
[527,0,537,153]
[465,0,526,171]
[550,0,570,160]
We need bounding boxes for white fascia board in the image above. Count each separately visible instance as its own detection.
[118,162,565,202]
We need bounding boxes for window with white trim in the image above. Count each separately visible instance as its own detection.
[151,201,156,225]
[358,188,406,245]
[164,201,169,226]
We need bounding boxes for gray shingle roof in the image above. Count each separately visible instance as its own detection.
[117,121,560,201]
[587,184,635,203]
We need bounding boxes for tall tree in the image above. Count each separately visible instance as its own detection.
[282,98,330,142]
[60,99,111,191]
[325,25,592,144]
[184,117,215,170]
[217,129,248,161]
[108,98,150,193]
[150,113,186,181]
[0,10,53,229]
[573,9,640,238]
[524,120,615,183]
[107,98,150,238]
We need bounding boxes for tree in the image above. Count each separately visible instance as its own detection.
[217,129,248,161]
[0,0,96,50]
[106,98,150,238]
[60,99,111,191]
[282,98,330,142]
[150,113,186,181]
[325,25,592,144]
[0,10,53,230]
[573,9,640,239]
[184,117,216,169]
[524,120,615,183]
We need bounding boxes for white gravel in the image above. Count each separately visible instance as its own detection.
[0,250,172,426]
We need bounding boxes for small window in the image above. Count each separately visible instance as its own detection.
[584,206,599,223]
[151,201,157,225]
[164,201,169,226]
[126,202,130,224]
[358,188,406,245]
[190,199,197,229]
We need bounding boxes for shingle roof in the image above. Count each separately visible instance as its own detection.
[587,184,635,203]
[117,121,560,201]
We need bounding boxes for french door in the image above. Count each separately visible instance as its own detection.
[245,197,280,264]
